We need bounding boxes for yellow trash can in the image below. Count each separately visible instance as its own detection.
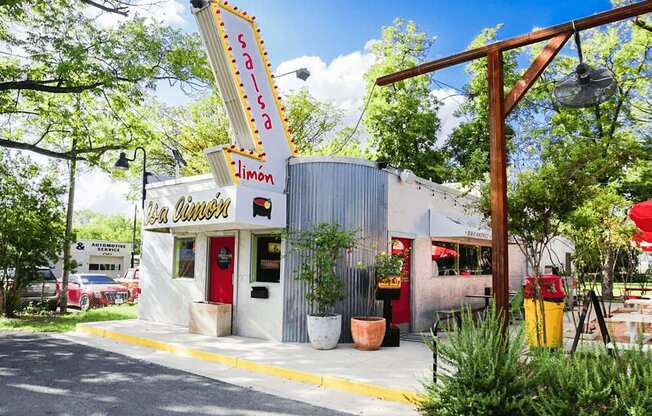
[524,298,564,348]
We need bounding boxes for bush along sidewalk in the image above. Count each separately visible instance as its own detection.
[418,308,652,416]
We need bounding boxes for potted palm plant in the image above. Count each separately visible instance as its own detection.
[350,252,403,351]
[287,223,358,350]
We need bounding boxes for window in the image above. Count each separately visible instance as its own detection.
[432,241,458,276]
[459,244,479,275]
[173,237,195,279]
[89,263,99,271]
[432,241,492,276]
[252,235,281,283]
[480,247,492,274]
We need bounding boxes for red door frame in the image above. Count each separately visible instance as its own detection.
[208,236,236,304]
[391,237,412,327]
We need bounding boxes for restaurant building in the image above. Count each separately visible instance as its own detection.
[138,1,574,342]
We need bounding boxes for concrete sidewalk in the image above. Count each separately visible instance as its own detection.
[76,320,431,405]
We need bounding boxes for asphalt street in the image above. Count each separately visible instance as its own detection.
[0,332,351,416]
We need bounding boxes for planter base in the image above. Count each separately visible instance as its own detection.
[351,317,386,351]
[307,314,342,350]
[189,301,232,337]
[382,324,400,347]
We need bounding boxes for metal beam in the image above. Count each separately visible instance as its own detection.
[376,1,652,86]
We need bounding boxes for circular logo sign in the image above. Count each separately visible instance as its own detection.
[217,247,232,269]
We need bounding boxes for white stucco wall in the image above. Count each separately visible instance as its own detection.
[139,230,206,327]
[139,175,284,340]
[387,172,556,332]
[234,230,284,341]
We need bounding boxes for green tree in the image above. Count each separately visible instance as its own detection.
[563,185,635,299]
[285,88,343,153]
[445,25,522,184]
[136,92,232,177]
[74,209,140,245]
[363,19,448,181]
[480,162,589,277]
[0,150,66,315]
[1,0,210,162]
[0,0,211,312]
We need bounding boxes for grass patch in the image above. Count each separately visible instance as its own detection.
[0,304,137,333]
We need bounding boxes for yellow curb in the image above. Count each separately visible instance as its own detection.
[75,323,421,405]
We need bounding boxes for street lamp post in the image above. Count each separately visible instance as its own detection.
[114,147,148,208]
[114,147,149,269]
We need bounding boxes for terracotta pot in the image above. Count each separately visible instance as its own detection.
[351,317,386,351]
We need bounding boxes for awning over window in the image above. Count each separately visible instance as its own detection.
[429,210,491,241]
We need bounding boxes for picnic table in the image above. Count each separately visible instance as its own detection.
[605,312,652,344]
[623,286,652,299]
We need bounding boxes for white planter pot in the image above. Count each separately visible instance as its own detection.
[306,314,342,350]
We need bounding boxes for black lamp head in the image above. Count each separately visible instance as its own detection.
[190,0,208,9]
[114,152,130,170]
[295,68,310,81]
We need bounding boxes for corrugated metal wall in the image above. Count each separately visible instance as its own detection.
[283,158,388,342]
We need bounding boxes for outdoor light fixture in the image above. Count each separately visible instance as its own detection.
[113,147,149,208]
[190,0,207,9]
[114,152,130,170]
[377,161,388,169]
[553,25,617,108]
[399,169,416,184]
[274,67,311,81]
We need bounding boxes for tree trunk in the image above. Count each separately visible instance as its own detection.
[601,247,616,300]
[60,144,77,314]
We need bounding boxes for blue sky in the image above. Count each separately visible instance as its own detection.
[177,0,612,88]
[85,0,619,215]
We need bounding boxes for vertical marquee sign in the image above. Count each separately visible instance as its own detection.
[192,1,298,193]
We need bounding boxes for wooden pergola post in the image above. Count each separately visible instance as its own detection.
[376,1,652,328]
[487,49,509,321]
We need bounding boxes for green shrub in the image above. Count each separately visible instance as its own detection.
[527,348,652,416]
[419,308,532,416]
[419,310,652,416]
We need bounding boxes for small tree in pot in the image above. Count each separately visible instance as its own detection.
[351,251,403,351]
[287,223,359,350]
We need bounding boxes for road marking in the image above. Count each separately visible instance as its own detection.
[76,323,421,404]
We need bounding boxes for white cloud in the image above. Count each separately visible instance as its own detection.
[74,168,134,217]
[431,88,466,147]
[274,49,376,114]
[274,48,465,148]
[88,0,186,28]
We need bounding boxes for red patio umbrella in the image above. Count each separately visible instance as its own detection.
[630,199,652,232]
[632,229,652,252]
[432,245,459,260]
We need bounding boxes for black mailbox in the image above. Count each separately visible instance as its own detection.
[251,286,269,299]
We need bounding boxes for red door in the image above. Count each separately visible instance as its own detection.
[209,237,235,304]
[391,238,412,326]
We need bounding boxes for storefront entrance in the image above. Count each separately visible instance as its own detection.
[209,236,235,304]
[391,237,412,327]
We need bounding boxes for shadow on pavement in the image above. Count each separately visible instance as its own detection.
[0,332,350,416]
